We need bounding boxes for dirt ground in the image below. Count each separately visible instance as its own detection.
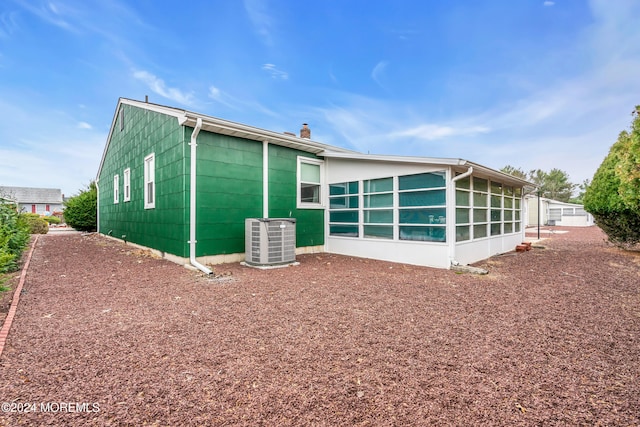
[0,227,639,426]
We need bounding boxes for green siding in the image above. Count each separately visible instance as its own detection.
[98,104,188,257]
[268,145,325,248]
[100,103,326,259]
[193,132,263,256]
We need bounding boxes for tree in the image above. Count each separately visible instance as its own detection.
[501,166,576,202]
[500,165,527,179]
[584,106,640,247]
[64,182,97,232]
[569,179,590,204]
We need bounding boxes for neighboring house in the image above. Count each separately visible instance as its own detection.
[0,186,64,215]
[525,195,594,227]
[96,98,533,272]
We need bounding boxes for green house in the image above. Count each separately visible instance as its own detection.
[97,98,533,272]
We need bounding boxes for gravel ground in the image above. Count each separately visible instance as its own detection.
[0,226,638,426]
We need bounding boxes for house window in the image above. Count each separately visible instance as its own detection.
[119,108,124,131]
[144,153,155,209]
[113,174,119,204]
[363,177,394,239]
[329,181,359,237]
[298,157,323,207]
[398,172,446,242]
[45,204,50,212]
[455,175,471,242]
[123,168,131,202]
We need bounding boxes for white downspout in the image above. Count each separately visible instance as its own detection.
[188,117,212,274]
[448,166,474,267]
[263,141,269,218]
[95,180,100,233]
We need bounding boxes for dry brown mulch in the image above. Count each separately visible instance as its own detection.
[0,227,638,426]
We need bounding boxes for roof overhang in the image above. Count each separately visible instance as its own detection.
[321,151,535,188]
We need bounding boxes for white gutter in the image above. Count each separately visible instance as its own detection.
[188,117,212,274]
[448,166,474,267]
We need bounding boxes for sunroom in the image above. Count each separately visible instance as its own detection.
[321,152,531,269]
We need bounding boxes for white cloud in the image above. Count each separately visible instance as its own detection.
[262,63,289,80]
[391,124,491,141]
[244,0,274,46]
[543,1,555,6]
[371,61,389,90]
[77,121,92,129]
[133,70,195,106]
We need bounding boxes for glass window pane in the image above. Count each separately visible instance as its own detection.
[330,225,358,237]
[473,192,488,207]
[301,183,320,203]
[364,193,393,208]
[329,183,347,196]
[456,208,470,224]
[474,224,487,239]
[491,223,502,235]
[491,195,502,208]
[301,162,320,183]
[456,190,470,206]
[399,189,446,207]
[399,172,445,190]
[400,208,446,224]
[491,182,502,194]
[364,225,393,239]
[364,209,393,223]
[504,210,513,221]
[329,211,358,223]
[473,208,488,223]
[364,177,393,193]
[491,209,501,222]
[515,188,522,197]
[400,226,446,242]
[348,181,359,194]
[515,222,521,232]
[455,176,471,189]
[329,196,358,209]
[456,225,470,242]
[515,198,521,209]
[504,197,513,209]
[473,177,488,192]
[504,186,514,196]
[504,222,513,233]
[515,210,521,221]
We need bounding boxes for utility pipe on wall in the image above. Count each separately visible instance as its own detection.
[448,166,474,266]
[188,117,213,274]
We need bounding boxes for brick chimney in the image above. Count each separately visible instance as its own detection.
[300,123,311,139]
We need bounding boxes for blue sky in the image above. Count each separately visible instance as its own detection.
[1,0,639,197]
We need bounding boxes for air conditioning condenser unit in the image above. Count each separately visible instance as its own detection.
[245,218,296,266]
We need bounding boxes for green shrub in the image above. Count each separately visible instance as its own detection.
[64,182,97,232]
[584,106,640,247]
[43,215,61,225]
[18,213,49,234]
[0,203,30,273]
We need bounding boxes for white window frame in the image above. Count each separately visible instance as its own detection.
[144,153,155,209]
[123,168,131,202]
[297,156,324,209]
[113,174,119,204]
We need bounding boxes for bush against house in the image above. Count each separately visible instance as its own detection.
[0,203,30,274]
[584,106,640,247]
[64,182,97,232]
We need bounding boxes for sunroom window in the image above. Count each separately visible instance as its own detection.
[398,172,446,242]
[329,181,359,237]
